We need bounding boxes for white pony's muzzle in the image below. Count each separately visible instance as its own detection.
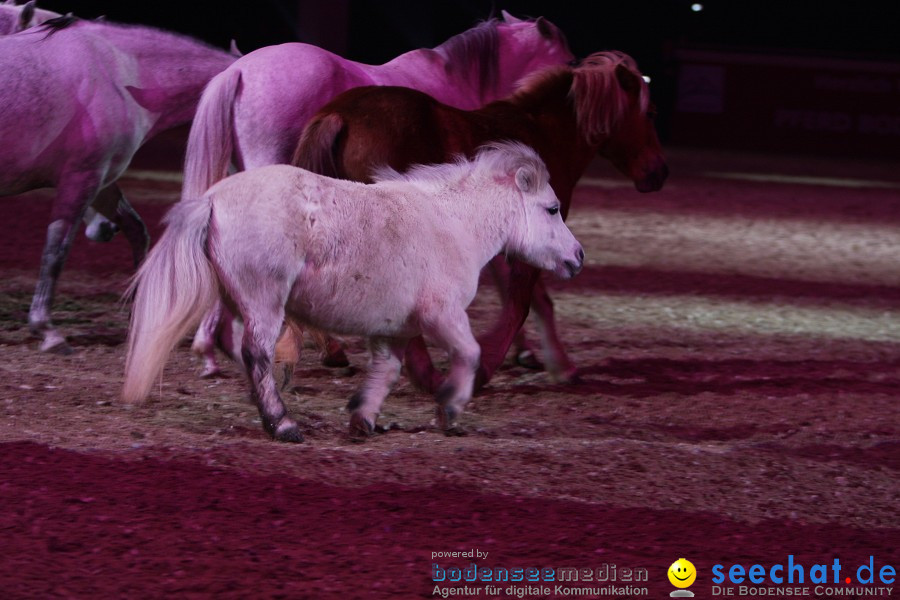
[554,243,584,280]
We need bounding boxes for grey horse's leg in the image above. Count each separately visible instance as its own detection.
[28,175,98,353]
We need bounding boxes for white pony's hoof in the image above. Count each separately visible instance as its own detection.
[272,418,304,443]
[349,412,375,441]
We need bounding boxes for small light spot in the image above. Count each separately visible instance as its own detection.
[642,75,651,84]
[691,3,703,11]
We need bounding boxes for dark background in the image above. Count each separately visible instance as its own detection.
[37,1,900,66]
[35,1,900,154]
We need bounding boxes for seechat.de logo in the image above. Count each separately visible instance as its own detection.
[668,558,697,597]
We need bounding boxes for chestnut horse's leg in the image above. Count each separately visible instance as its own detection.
[347,337,405,438]
[112,187,150,267]
[474,259,540,389]
[488,257,541,369]
[88,184,150,267]
[273,319,305,390]
[28,174,97,353]
[529,279,578,382]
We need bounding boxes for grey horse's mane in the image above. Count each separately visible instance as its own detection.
[431,19,500,94]
[373,141,549,191]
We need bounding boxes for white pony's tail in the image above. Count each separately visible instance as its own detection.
[122,197,219,404]
[182,68,241,201]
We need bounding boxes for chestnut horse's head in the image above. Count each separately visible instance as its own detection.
[571,52,668,192]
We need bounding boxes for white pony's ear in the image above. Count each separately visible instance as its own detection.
[501,10,522,23]
[18,0,35,29]
[514,166,535,193]
[229,39,243,57]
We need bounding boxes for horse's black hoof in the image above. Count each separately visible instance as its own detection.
[436,405,459,431]
[349,413,375,441]
[322,349,350,368]
[515,349,543,370]
[272,419,304,443]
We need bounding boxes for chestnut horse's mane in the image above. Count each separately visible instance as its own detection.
[512,51,650,143]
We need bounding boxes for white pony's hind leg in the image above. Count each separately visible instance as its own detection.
[427,310,481,431]
[230,277,302,442]
[347,337,405,439]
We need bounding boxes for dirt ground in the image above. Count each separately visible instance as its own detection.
[0,147,897,598]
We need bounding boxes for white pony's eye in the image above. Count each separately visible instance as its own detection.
[546,206,560,216]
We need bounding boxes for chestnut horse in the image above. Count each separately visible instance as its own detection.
[291,51,668,391]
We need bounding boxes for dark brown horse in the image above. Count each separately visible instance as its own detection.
[291,51,668,392]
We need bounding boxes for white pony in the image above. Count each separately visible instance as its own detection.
[123,142,584,442]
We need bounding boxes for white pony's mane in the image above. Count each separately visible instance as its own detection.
[372,141,549,192]
[513,50,650,142]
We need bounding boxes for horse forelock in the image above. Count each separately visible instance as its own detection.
[570,51,650,143]
[433,19,499,94]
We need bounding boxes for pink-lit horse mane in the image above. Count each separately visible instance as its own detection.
[430,16,567,97]
[512,51,651,144]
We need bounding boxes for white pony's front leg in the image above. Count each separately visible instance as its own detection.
[347,337,405,439]
[428,310,481,431]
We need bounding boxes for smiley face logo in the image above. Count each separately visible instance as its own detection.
[668,558,697,588]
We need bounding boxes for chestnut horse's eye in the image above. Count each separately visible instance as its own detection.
[547,206,560,216]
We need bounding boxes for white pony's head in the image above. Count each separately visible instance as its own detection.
[477,142,584,279]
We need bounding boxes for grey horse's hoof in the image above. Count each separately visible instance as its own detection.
[41,337,73,355]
